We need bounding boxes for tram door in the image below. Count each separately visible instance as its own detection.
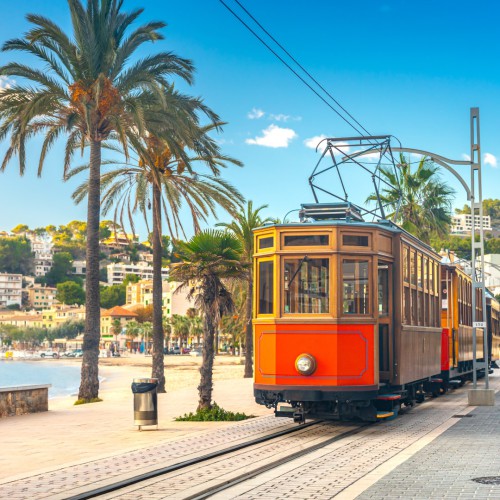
[378,263,392,382]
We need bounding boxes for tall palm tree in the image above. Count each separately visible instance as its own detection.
[217,201,272,377]
[171,314,191,348]
[0,0,194,400]
[169,229,248,410]
[70,121,243,392]
[367,155,455,244]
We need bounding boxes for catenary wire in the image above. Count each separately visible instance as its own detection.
[218,0,367,136]
[231,0,371,137]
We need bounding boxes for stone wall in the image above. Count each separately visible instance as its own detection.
[0,385,51,417]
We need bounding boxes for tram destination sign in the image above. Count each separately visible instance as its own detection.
[473,322,487,328]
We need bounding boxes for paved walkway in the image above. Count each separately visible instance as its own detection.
[2,364,500,499]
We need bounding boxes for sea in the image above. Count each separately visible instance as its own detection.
[0,361,82,398]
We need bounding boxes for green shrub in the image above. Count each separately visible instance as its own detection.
[175,402,255,421]
[74,397,103,405]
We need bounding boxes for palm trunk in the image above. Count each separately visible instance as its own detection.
[244,277,253,378]
[151,182,166,392]
[198,312,215,410]
[78,139,101,401]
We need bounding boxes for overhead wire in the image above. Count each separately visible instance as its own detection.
[218,0,368,137]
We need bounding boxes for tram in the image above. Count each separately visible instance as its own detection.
[253,202,496,422]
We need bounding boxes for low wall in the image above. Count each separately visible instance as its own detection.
[0,384,51,418]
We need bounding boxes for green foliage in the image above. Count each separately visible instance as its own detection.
[11,224,29,234]
[123,274,140,286]
[6,303,21,310]
[74,398,103,406]
[0,237,33,274]
[47,320,85,340]
[56,281,85,305]
[175,402,254,421]
[43,252,81,286]
[100,284,126,308]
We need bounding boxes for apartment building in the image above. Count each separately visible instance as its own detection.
[107,261,169,285]
[451,214,492,234]
[26,284,58,310]
[125,279,195,317]
[27,233,54,277]
[101,305,138,349]
[42,305,87,329]
[0,273,22,308]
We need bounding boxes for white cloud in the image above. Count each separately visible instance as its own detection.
[304,135,327,150]
[246,124,297,148]
[269,113,302,122]
[0,76,14,91]
[484,152,497,167]
[247,108,265,120]
[462,153,471,161]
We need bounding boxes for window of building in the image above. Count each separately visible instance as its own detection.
[284,258,329,314]
[283,235,329,246]
[258,260,274,315]
[342,260,370,314]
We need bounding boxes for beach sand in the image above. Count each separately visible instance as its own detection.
[0,354,270,482]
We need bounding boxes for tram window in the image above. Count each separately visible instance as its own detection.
[258,261,274,315]
[342,260,370,315]
[417,255,422,288]
[403,287,410,323]
[378,265,389,316]
[411,289,418,324]
[423,257,428,290]
[259,237,274,250]
[284,235,329,246]
[410,251,416,285]
[343,235,369,246]
[429,262,434,292]
[403,247,409,283]
[284,258,329,314]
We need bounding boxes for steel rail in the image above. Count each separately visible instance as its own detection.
[187,424,368,500]
[67,420,323,500]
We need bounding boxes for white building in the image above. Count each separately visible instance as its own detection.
[484,254,500,296]
[0,273,23,308]
[27,233,54,277]
[107,261,169,285]
[451,214,492,234]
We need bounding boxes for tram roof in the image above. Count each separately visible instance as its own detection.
[256,218,437,254]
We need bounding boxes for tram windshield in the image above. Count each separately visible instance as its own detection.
[284,258,329,314]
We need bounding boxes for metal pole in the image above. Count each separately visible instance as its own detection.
[471,109,478,389]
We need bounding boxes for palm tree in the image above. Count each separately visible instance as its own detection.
[110,318,122,352]
[367,155,455,244]
[0,0,195,400]
[217,201,273,377]
[171,314,191,349]
[70,118,243,392]
[169,229,248,410]
[125,320,140,352]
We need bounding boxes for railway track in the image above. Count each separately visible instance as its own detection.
[69,420,366,499]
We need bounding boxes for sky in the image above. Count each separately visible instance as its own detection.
[0,0,499,239]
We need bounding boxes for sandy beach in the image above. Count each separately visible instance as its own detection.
[0,354,269,483]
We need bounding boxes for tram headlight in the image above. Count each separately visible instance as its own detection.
[295,353,316,376]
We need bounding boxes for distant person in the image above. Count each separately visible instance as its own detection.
[110,343,115,356]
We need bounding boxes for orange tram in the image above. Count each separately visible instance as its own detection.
[252,203,500,423]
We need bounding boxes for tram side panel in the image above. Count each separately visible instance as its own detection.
[254,322,378,401]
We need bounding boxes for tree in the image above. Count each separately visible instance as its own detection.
[135,305,154,323]
[171,314,191,347]
[100,284,126,308]
[43,252,74,286]
[70,100,243,393]
[125,320,140,352]
[0,0,195,401]
[170,229,248,410]
[110,318,122,349]
[56,281,85,305]
[367,155,455,244]
[217,201,272,376]
[11,224,29,234]
[0,237,33,274]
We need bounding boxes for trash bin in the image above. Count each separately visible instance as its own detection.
[131,378,158,430]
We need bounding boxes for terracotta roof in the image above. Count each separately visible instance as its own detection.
[102,306,138,318]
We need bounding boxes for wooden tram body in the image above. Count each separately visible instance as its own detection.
[253,204,496,422]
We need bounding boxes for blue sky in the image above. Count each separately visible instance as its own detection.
[0,0,499,239]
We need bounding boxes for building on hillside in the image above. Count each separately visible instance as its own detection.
[100,305,138,349]
[125,279,195,317]
[107,261,169,285]
[26,284,58,310]
[27,233,54,277]
[42,305,87,329]
[451,214,492,235]
[0,311,42,329]
[101,232,140,249]
[138,251,153,263]
[71,260,87,276]
[0,273,23,308]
